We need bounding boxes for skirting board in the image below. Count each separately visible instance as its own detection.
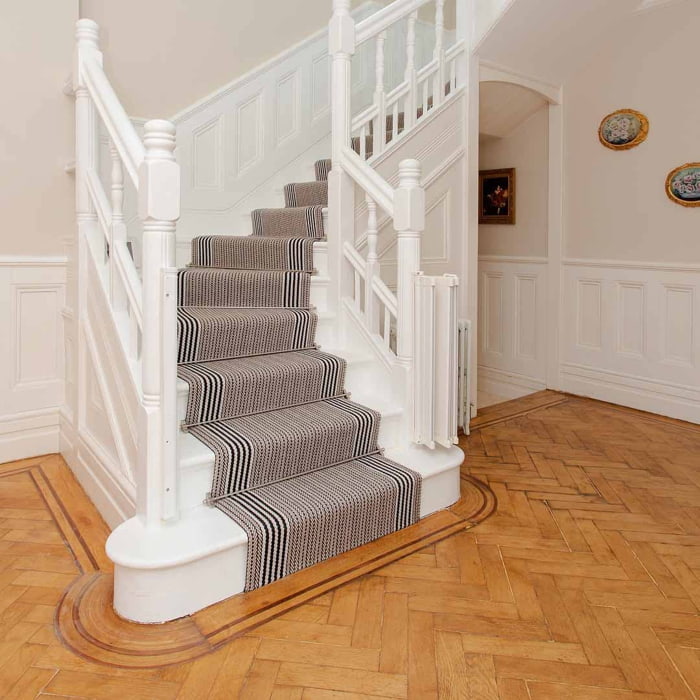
[477,366,547,401]
[0,407,60,463]
[59,413,135,529]
[560,363,700,425]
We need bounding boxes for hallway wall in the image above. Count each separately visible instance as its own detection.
[477,102,549,402]
[559,2,700,423]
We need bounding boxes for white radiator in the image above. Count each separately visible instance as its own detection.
[413,274,459,448]
[458,319,472,435]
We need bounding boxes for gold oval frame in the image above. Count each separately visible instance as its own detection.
[666,162,700,208]
[598,109,649,151]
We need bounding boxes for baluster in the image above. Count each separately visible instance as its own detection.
[359,124,367,160]
[449,59,456,94]
[375,31,386,155]
[384,309,391,349]
[109,142,128,313]
[392,101,399,142]
[404,12,417,130]
[422,79,429,116]
[433,0,445,106]
[354,269,361,310]
[129,307,140,363]
[365,195,380,333]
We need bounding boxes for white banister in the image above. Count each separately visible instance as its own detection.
[329,0,465,447]
[74,19,180,525]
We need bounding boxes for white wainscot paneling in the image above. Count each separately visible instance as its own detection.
[477,257,548,400]
[561,261,700,423]
[0,258,67,462]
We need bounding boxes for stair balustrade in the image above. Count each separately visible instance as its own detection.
[328,0,463,447]
[73,19,180,524]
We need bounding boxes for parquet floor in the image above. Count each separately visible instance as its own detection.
[1,392,700,698]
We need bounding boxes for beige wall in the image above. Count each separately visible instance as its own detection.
[564,2,700,263]
[478,104,549,257]
[0,0,77,257]
[81,0,336,117]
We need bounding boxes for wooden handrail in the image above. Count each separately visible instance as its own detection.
[340,147,394,216]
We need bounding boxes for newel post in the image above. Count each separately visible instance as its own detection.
[328,0,356,308]
[73,19,101,434]
[138,120,180,523]
[394,159,425,367]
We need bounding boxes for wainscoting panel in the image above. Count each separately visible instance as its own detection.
[0,257,67,462]
[561,260,700,423]
[477,257,548,400]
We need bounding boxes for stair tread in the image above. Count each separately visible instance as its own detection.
[178,349,346,425]
[214,453,420,590]
[191,397,380,495]
[177,307,317,364]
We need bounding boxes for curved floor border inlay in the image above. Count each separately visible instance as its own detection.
[55,476,495,668]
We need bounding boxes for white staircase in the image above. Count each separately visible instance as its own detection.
[69,0,470,623]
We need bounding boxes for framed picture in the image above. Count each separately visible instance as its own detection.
[666,163,700,207]
[479,168,515,225]
[598,109,649,150]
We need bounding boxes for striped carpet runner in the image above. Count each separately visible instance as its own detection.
[177,159,422,591]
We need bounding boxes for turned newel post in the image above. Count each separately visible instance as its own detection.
[394,159,424,366]
[328,0,356,305]
[138,120,180,407]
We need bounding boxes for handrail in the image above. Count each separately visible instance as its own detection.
[343,241,399,317]
[86,168,112,237]
[356,0,431,44]
[113,243,144,327]
[340,147,394,216]
[81,56,144,185]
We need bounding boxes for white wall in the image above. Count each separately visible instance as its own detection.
[0,0,76,461]
[559,2,700,423]
[479,103,548,257]
[476,100,549,401]
[81,0,337,117]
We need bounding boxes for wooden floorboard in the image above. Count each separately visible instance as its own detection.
[1,393,700,697]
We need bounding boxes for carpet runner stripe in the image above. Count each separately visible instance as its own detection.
[177,160,422,590]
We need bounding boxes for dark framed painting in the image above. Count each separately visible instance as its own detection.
[598,109,649,150]
[666,163,700,207]
[479,168,515,225]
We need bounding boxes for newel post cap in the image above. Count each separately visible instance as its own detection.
[394,159,425,233]
[73,19,102,91]
[329,0,355,56]
[138,120,180,222]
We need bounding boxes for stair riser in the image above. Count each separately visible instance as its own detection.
[177,408,404,512]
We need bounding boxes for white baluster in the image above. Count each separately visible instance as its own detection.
[365,195,380,334]
[109,142,128,312]
[375,31,387,155]
[138,119,180,524]
[404,12,417,130]
[392,101,399,142]
[354,269,361,310]
[359,124,367,160]
[383,309,392,348]
[422,79,429,117]
[129,307,140,362]
[433,0,445,106]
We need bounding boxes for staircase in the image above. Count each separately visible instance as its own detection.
[71,0,468,623]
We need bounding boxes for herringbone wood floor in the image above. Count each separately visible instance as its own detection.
[2,391,700,698]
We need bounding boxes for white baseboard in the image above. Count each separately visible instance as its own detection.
[560,363,700,424]
[60,412,135,529]
[0,407,60,463]
[477,365,547,401]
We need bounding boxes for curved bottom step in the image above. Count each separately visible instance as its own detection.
[106,444,464,623]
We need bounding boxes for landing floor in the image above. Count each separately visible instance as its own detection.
[1,391,700,698]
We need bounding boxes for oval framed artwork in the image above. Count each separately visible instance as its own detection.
[598,109,649,150]
[666,163,700,207]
